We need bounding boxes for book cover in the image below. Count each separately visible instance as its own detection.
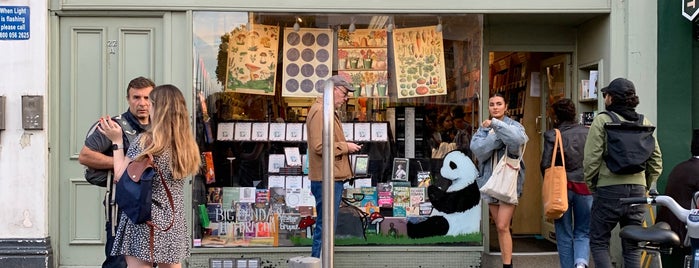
[285,188,303,208]
[344,188,362,207]
[269,187,286,215]
[221,187,239,209]
[392,187,410,217]
[360,187,379,213]
[207,187,223,204]
[202,152,216,184]
[217,122,235,141]
[239,187,256,203]
[377,182,393,208]
[255,189,269,210]
[206,203,223,223]
[408,187,426,216]
[380,217,408,238]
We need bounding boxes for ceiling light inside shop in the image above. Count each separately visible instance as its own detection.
[293,16,302,32]
[436,16,442,32]
[349,17,356,33]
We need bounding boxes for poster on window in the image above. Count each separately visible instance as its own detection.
[225,24,280,95]
[337,29,389,98]
[391,26,447,98]
[282,28,334,97]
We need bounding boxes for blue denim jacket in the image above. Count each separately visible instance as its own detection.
[470,116,528,197]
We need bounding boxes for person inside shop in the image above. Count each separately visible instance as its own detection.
[583,78,662,268]
[99,84,201,268]
[78,76,154,268]
[452,106,473,158]
[470,93,528,268]
[438,113,457,143]
[655,129,699,267]
[540,98,591,268]
[306,75,362,258]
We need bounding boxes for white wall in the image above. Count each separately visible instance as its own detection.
[0,0,48,238]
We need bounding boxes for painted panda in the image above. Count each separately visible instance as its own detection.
[407,149,481,238]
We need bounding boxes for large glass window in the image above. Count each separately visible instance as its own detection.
[192,11,483,248]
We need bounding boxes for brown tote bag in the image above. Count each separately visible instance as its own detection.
[542,129,568,220]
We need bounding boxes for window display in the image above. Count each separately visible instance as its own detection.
[193,11,483,249]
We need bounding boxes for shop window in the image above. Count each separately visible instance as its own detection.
[192,11,483,248]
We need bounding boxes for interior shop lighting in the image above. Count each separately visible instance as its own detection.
[436,16,443,32]
[349,17,356,33]
[293,16,301,32]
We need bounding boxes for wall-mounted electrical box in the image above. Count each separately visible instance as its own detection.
[0,96,5,130]
[22,95,43,130]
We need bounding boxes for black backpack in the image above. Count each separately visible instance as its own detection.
[83,115,137,186]
[600,111,656,174]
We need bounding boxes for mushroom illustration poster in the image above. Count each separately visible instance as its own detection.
[282,28,334,97]
[225,24,280,95]
[337,29,389,98]
[392,26,447,98]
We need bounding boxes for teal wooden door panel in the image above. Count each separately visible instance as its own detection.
[58,16,163,267]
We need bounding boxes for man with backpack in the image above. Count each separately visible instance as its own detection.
[78,76,154,268]
[583,77,663,268]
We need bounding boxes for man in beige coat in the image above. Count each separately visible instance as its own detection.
[306,75,362,258]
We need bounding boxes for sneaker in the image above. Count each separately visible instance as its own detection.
[574,263,587,268]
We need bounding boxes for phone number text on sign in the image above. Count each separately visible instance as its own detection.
[0,6,30,40]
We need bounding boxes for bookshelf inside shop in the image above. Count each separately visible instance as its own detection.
[489,52,529,121]
[578,60,602,126]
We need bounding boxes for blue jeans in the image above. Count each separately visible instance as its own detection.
[590,184,646,268]
[310,181,344,258]
[555,189,592,268]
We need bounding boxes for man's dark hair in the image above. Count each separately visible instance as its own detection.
[126,76,155,96]
[551,98,577,126]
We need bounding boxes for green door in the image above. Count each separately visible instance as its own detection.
[57,16,163,266]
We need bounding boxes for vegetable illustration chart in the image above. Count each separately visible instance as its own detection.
[392,26,447,98]
[225,24,280,95]
[282,28,334,97]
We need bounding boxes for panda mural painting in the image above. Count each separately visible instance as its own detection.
[406,149,481,238]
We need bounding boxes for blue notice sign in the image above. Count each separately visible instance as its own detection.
[0,6,30,40]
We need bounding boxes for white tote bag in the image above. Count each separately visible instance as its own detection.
[479,145,525,205]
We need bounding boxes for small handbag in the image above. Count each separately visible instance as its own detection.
[542,129,569,220]
[479,145,525,205]
[115,154,174,262]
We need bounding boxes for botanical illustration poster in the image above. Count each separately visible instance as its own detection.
[225,24,280,95]
[337,29,389,97]
[392,26,447,98]
[282,28,335,97]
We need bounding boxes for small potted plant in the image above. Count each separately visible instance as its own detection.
[350,72,363,97]
[376,72,388,97]
[338,49,349,69]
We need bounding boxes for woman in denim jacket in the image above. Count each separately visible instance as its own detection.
[470,93,527,268]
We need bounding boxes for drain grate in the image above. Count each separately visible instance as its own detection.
[210,258,260,268]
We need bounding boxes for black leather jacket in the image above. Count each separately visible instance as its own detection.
[540,122,589,183]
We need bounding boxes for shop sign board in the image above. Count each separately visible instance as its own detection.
[0,6,29,40]
[683,0,699,21]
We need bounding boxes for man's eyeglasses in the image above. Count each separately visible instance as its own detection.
[335,87,349,98]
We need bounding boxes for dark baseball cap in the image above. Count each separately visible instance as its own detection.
[601,77,636,97]
[329,75,354,92]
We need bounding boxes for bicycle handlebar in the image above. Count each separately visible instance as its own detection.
[620,195,690,224]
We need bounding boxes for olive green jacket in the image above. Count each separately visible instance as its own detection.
[583,111,663,192]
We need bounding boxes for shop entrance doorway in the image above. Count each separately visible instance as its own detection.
[485,52,571,253]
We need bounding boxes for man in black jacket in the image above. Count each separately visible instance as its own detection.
[656,129,699,267]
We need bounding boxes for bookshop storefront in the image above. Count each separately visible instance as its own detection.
[49,0,659,267]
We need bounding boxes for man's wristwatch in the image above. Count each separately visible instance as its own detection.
[111,144,124,151]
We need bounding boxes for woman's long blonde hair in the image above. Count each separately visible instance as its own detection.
[138,84,200,179]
